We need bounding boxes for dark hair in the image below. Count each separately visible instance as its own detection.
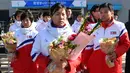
[66,7,72,10]
[43,12,50,17]
[114,13,118,16]
[99,3,113,11]
[50,3,66,16]
[14,10,23,19]
[90,4,100,14]
[9,15,15,24]
[38,12,44,18]
[77,12,83,17]
[20,10,34,23]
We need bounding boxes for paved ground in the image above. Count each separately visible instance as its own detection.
[0,53,127,73]
[122,53,126,73]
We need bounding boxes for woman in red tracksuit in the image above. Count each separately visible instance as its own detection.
[11,11,38,73]
[83,4,100,34]
[82,3,130,73]
[31,3,80,73]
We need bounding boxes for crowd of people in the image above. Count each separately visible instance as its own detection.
[2,2,130,73]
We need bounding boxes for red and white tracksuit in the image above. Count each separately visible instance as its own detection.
[31,21,81,73]
[82,19,130,73]
[9,20,21,32]
[11,39,37,73]
[11,25,38,73]
[36,19,48,32]
[71,20,82,33]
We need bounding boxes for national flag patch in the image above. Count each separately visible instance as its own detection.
[29,36,32,38]
[110,31,117,35]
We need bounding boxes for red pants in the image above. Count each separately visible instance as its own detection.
[35,54,81,73]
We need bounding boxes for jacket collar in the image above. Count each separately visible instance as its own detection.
[46,20,73,39]
[73,20,82,25]
[20,23,35,35]
[101,18,115,29]
[14,20,21,27]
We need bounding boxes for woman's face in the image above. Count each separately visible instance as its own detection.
[77,15,83,22]
[21,18,32,28]
[100,7,113,21]
[92,8,100,20]
[43,16,51,22]
[16,13,22,21]
[66,9,72,18]
[52,8,67,27]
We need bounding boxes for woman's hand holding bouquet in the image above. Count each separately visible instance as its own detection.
[1,32,17,52]
[100,37,118,68]
[46,35,77,73]
[1,32,17,61]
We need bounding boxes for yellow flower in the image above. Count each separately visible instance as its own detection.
[1,32,17,52]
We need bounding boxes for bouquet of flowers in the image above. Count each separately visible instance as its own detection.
[46,35,77,73]
[99,37,118,68]
[1,32,17,53]
[78,12,101,35]
[87,20,101,35]
[46,32,94,73]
